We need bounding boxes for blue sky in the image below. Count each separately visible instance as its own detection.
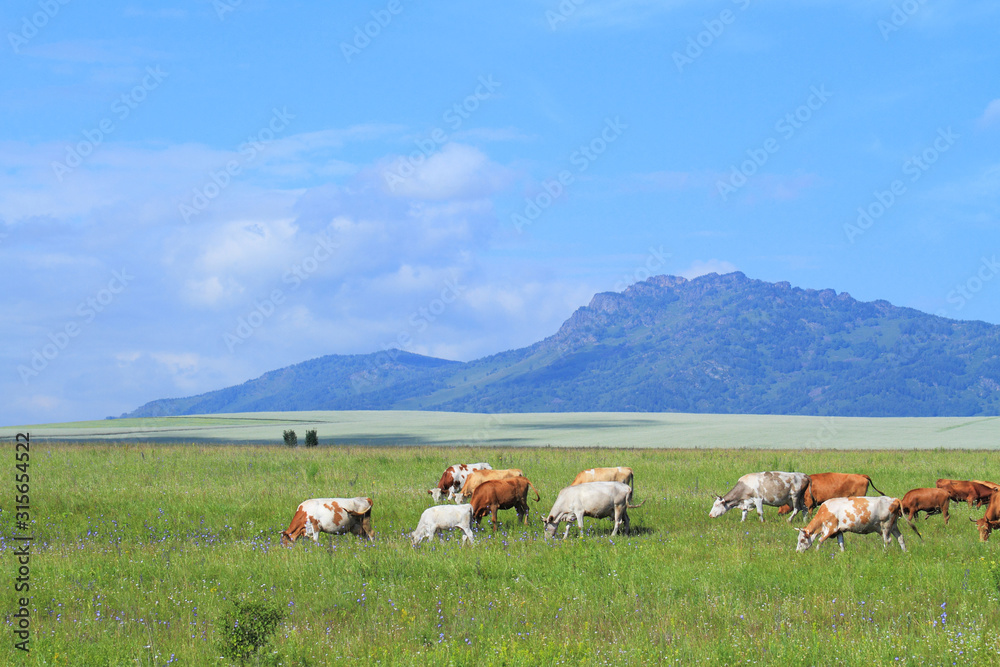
[2,0,999,425]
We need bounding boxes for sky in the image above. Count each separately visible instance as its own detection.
[1,0,999,426]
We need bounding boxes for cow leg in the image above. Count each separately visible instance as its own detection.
[943,501,950,525]
[836,533,845,551]
[491,504,499,531]
[740,506,748,522]
[563,522,571,540]
[891,524,906,552]
[621,508,631,536]
[576,514,586,538]
[756,499,765,523]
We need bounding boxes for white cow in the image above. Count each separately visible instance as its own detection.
[428,462,492,503]
[709,471,810,523]
[411,504,476,546]
[281,497,373,545]
[543,481,644,539]
[794,496,919,552]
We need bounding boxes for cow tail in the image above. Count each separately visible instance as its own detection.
[626,486,646,509]
[866,475,886,497]
[892,498,923,540]
[529,481,540,503]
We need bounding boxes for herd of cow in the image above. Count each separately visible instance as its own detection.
[279,463,641,546]
[277,462,1000,552]
[708,471,1000,551]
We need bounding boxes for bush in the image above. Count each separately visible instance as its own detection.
[217,595,285,665]
[305,429,318,447]
[282,430,297,447]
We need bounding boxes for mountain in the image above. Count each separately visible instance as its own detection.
[125,272,1000,418]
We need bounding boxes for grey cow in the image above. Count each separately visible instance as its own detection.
[709,471,811,523]
[543,481,644,539]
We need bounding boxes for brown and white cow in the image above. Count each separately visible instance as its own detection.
[571,467,634,488]
[777,472,884,516]
[459,468,524,501]
[794,496,918,552]
[470,477,540,530]
[709,471,811,523]
[428,462,492,503]
[280,497,374,545]
[971,490,1000,541]
[937,480,994,508]
[900,488,950,525]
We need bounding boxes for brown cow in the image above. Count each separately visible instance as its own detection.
[280,497,374,545]
[972,491,1000,541]
[571,467,634,488]
[901,488,950,526]
[459,468,524,500]
[939,481,994,508]
[778,473,885,516]
[470,477,541,531]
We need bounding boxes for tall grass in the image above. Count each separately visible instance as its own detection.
[4,443,1000,664]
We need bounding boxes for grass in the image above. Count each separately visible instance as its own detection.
[4,442,1000,665]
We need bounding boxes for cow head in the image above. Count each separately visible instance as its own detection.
[793,527,815,552]
[972,516,1000,542]
[543,518,558,539]
[428,488,444,503]
[708,495,731,518]
[280,530,295,546]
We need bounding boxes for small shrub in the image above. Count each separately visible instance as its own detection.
[305,429,318,448]
[217,595,285,665]
[282,430,297,447]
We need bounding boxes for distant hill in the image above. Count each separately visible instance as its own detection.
[125,272,1000,418]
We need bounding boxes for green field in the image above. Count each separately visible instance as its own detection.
[4,410,1000,448]
[4,429,1000,665]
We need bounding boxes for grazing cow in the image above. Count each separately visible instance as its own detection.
[972,480,1000,492]
[972,491,1000,541]
[459,468,524,501]
[778,473,885,515]
[938,481,994,508]
[428,462,492,503]
[469,477,540,530]
[544,481,644,539]
[411,504,476,546]
[709,472,811,523]
[281,497,373,545]
[794,496,917,552]
[900,488,950,525]
[571,467,634,488]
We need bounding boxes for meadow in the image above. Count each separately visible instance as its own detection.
[4,437,1000,665]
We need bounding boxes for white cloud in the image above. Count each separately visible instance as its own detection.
[381,143,513,200]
